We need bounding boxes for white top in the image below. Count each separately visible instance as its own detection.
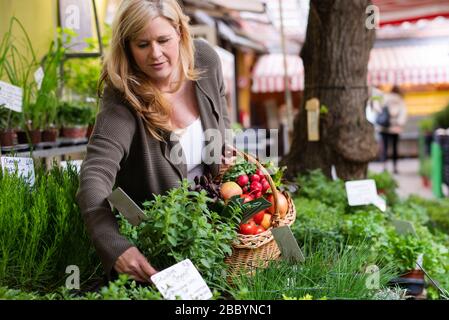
[174,117,205,181]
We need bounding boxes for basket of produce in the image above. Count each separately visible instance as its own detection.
[215,146,297,276]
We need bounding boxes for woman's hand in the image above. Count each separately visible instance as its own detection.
[114,247,158,283]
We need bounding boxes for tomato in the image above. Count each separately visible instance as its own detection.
[254,226,266,234]
[239,223,256,235]
[253,210,265,225]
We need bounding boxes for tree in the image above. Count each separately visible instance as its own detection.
[281,0,378,181]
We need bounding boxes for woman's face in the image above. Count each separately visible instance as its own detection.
[129,16,180,89]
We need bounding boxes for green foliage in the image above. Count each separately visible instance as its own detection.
[222,157,257,182]
[433,102,449,129]
[296,170,348,212]
[0,17,38,130]
[58,101,97,126]
[0,275,163,300]
[119,180,241,289]
[0,163,101,292]
[368,170,399,204]
[30,28,68,129]
[407,195,449,234]
[419,118,434,133]
[229,243,397,300]
[419,158,432,178]
[292,170,449,298]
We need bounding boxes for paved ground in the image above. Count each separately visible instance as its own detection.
[368,158,435,200]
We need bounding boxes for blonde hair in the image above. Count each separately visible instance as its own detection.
[98,0,200,141]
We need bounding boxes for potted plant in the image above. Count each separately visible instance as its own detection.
[1,17,39,146]
[381,231,426,297]
[0,106,20,147]
[58,101,94,139]
[368,171,399,204]
[419,158,432,189]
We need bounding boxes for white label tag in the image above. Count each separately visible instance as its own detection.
[34,67,44,90]
[345,179,386,212]
[60,160,82,173]
[1,156,35,186]
[0,81,23,112]
[151,259,212,300]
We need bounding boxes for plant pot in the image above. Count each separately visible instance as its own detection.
[42,128,59,142]
[421,176,431,189]
[0,129,16,147]
[16,130,28,144]
[29,130,42,145]
[389,269,425,297]
[62,126,88,139]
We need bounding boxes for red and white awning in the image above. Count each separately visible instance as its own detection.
[373,0,449,26]
[252,44,449,93]
[368,44,449,86]
[251,54,304,93]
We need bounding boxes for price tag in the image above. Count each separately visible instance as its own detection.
[34,67,44,90]
[305,98,320,141]
[0,81,23,112]
[151,259,213,300]
[345,179,386,212]
[107,187,146,226]
[1,156,35,186]
[272,226,305,263]
[391,219,416,236]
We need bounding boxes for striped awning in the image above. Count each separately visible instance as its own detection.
[373,0,449,26]
[251,54,304,93]
[368,44,449,86]
[252,44,449,93]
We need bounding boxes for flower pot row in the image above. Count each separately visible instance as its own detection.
[0,125,92,148]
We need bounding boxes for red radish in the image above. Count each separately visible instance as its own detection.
[250,174,260,182]
[242,186,249,193]
[256,169,263,176]
[236,175,249,187]
[250,181,262,192]
[262,180,270,192]
[255,191,262,198]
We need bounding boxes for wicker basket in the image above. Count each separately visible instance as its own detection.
[218,146,297,278]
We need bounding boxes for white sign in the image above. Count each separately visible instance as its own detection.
[345,179,386,212]
[151,259,212,300]
[34,67,44,90]
[1,156,35,186]
[60,160,82,172]
[0,81,23,112]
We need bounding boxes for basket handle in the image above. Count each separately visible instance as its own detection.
[224,145,281,227]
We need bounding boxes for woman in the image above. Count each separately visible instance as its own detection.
[379,86,407,174]
[76,0,231,283]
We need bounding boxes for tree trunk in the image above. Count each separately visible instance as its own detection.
[281,0,378,181]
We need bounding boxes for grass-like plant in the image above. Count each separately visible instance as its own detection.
[0,163,101,292]
[228,242,398,300]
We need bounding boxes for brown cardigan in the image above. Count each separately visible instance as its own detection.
[76,39,231,275]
